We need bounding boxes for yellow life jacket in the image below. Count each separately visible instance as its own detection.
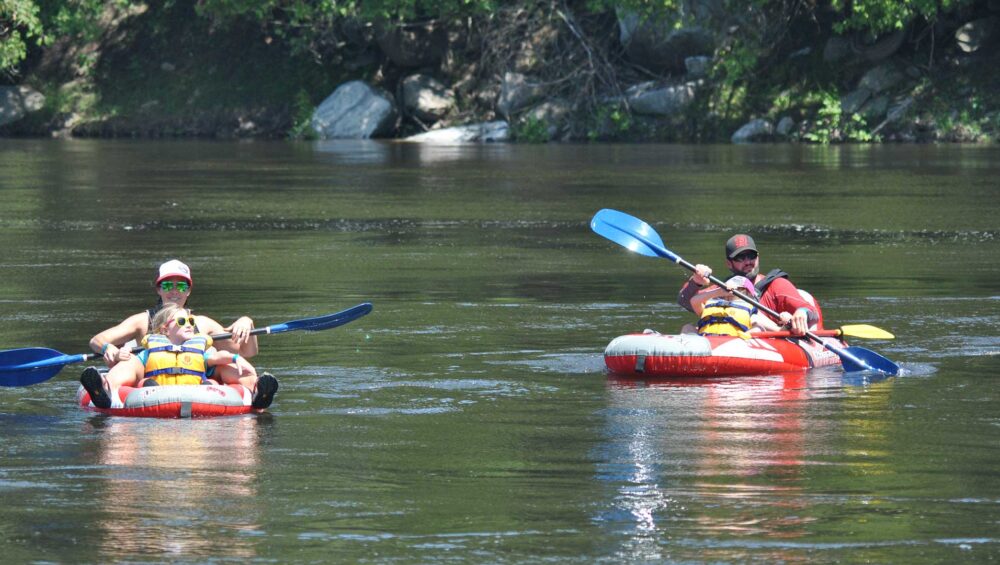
[696,299,756,339]
[141,334,214,386]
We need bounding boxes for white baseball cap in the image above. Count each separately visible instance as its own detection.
[728,276,757,298]
[155,259,192,284]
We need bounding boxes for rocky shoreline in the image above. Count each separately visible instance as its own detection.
[1,3,998,144]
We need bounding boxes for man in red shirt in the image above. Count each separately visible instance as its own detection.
[677,234,822,335]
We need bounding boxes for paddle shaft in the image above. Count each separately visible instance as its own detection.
[116,325,261,357]
[754,330,843,339]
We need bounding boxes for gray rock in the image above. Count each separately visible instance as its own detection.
[0,86,45,127]
[523,99,573,140]
[497,72,545,118]
[775,116,795,137]
[823,36,853,62]
[859,64,905,94]
[955,17,998,53]
[860,95,890,120]
[872,96,915,135]
[400,74,455,122]
[840,88,872,114]
[731,118,773,143]
[684,56,711,77]
[625,80,699,116]
[886,97,914,123]
[404,121,510,143]
[852,28,906,62]
[310,81,399,139]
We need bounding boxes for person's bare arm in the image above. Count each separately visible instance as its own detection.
[89,312,148,367]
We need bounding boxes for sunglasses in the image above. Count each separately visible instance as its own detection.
[171,315,197,328]
[732,251,758,262]
[159,281,190,293]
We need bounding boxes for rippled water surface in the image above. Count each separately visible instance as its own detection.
[0,140,997,563]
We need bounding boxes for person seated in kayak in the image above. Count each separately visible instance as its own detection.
[686,276,784,337]
[89,259,260,389]
[81,304,278,409]
[677,234,823,335]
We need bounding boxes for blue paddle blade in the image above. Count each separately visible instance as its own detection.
[267,303,373,334]
[0,348,73,387]
[590,209,677,261]
[844,346,900,375]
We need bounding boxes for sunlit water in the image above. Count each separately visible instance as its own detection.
[0,140,997,563]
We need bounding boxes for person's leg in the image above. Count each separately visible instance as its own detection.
[214,362,258,389]
[81,360,142,408]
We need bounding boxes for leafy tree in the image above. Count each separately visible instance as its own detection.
[0,0,43,75]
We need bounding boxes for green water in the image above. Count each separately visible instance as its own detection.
[0,139,997,563]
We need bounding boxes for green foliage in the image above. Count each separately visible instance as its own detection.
[587,104,634,141]
[829,0,977,35]
[584,0,681,20]
[512,115,549,143]
[288,88,318,140]
[801,91,875,144]
[0,0,44,73]
[708,42,758,120]
[195,0,495,34]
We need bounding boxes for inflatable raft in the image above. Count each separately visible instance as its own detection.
[604,332,846,378]
[78,382,259,418]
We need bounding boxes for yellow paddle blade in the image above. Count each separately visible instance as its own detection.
[840,324,895,339]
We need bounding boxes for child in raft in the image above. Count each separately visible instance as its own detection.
[684,275,786,337]
[81,303,262,409]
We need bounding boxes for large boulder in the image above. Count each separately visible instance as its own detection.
[400,74,455,122]
[310,81,399,139]
[851,28,906,62]
[0,86,45,127]
[497,72,545,118]
[625,80,700,116]
[731,119,773,143]
[775,116,796,137]
[859,63,904,94]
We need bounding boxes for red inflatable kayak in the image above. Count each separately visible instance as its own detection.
[78,382,259,418]
[604,332,846,378]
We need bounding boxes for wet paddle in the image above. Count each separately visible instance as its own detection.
[756,325,893,340]
[590,209,899,375]
[0,302,373,387]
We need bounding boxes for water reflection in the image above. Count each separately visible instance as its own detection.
[595,373,815,558]
[80,415,267,559]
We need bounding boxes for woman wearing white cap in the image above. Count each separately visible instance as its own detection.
[87,259,276,406]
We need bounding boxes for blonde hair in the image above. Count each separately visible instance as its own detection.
[151,303,190,333]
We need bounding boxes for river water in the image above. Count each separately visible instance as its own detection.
[0,139,997,563]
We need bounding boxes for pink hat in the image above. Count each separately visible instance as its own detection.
[155,259,192,284]
[728,276,757,298]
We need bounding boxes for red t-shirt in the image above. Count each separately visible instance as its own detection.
[756,276,823,328]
